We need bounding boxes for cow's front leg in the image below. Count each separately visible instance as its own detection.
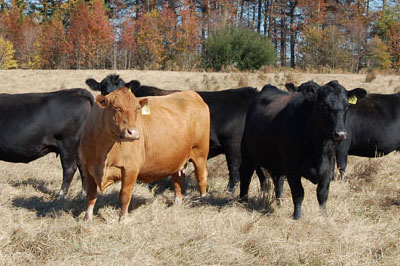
[172,172,185,203]
[119,170,138,222]
[287,175,304,219]
[316,173,331,217]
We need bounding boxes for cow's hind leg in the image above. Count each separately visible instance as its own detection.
[336,150,348,180]
[58,147,78,199]
[224,144,241,193]
[84,173,97,221]
[76,155,86,197]
[271,174,285,206]
[239,154,255,202]
[191,151,208,197]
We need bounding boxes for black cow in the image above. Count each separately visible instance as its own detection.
[240,81,367,219]
[332,84,399,177]
[86,74,265,192]
[0,89,93,198]
[287,81,399,179]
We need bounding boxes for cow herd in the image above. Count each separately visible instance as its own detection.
[1,74,399,221]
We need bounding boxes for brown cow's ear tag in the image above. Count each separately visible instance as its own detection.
[348,95,357,104]
[141,104,150,115]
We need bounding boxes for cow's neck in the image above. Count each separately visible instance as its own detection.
[308,103,336,173]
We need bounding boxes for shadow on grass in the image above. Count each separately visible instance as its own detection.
[12,192,149,219]
[10,178,54,196]
[10,175,274,218]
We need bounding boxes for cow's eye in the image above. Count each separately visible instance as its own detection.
[320,104,329,111]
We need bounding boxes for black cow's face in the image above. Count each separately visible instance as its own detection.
[299,80,367,142]
[86,74,125,95]
[316,84,349,142]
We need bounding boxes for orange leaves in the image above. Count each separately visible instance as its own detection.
[66,0,113,69]
[119,1,201,70]
[0,0,39,68]
[386,23,400,69]
[135,9,165,68]
[38,16,66,68]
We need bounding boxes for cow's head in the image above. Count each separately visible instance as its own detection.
[125,80,141,93]
[299,80,367,142]
[96,87,148,141]
[86,74,125,95]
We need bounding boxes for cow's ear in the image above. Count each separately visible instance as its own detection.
[348,88,367,100]
[125,80,141,92]
[327,80,340,89]
[86,78,100,91]
[139,98,148,108]
[96,95,110,109]
[285,83,298,92]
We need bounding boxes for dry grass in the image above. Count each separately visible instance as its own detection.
[0,70,399,265]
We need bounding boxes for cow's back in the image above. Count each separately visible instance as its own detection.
[0,89,93,162]
[197,87,258,155]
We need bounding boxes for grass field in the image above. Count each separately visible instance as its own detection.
[0,70,399,265]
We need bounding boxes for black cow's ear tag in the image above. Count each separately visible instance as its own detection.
[348,95,357,104]
[141,104,150,115]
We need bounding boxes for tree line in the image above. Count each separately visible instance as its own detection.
[0,0,399,71]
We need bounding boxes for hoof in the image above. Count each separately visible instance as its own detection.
[119,214,128,224]
[238,196,248,204]
[276,198,283,206]
[292,213,302,220]
[226,183,237,194]
[174,197,183,204]
[84,214,92,222]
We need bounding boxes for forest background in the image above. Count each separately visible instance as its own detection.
[0,0,399,72]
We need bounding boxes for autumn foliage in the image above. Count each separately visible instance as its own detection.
[0,0,399,71]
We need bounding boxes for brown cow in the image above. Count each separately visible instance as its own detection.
[79,87,210,221]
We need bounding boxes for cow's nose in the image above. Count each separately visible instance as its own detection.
[333,131,347,142]
[125,128,140,140]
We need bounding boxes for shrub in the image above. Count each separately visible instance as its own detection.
[364,36,392,70]
[202,27,277,71]
[365,70,377,83]
[0,37,17,69]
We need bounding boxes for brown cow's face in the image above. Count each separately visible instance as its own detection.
[96,87,148,141]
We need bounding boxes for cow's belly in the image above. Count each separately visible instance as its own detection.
[349,139,399,157]
[0,144,55,163]
[138,161,188,183]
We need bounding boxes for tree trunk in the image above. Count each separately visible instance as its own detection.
[280,13,286,66]
[289,0,297,68]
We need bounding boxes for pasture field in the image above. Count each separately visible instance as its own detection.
[0,70,399,265]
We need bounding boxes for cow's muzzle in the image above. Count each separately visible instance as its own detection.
[333,131,347,142]
[121,127,140,140]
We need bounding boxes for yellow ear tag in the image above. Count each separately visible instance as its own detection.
[348,95,357,105]
[141,104,150,115]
